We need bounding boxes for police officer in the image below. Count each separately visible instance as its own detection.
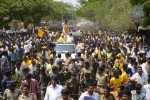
[3,80,20,100]
[18,84,37,100]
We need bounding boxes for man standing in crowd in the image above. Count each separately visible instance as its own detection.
[1,51,9,72]
[20,73,39,99]
[3,80,20,100]
[18,84,37,100]
[78,83,100,100]
[44,76,64,100]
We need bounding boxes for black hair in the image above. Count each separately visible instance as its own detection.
[40,67,46,72]
[25,73,32,79]
[135,84,142,90]
[122,89,131,96]
[61,89,69,95]
[123,63,128,70]
[52,66,58,72]
[57,53,61,58]
[36,64,41,68]
[104,86,110,92]
[23,84,30,89]
[87,82,94,87]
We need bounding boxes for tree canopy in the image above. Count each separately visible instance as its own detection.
[0,0,75,28]
[77,0,150,32]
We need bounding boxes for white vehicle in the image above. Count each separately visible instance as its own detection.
[55,43,76,59]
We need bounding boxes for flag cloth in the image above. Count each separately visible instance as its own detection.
[38,29,44,37]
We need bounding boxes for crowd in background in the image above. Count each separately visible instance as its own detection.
[0,28,150,100]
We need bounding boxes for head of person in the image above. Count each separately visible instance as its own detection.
[31,60,36,66]
[129,77,137,86]
[4,70,11,77]
[104,86,111,97]
[123,63,128,71]
[147,58,150,66]
[87,83,94,95]
[22,68,29,75]
[133,61,138,69]
[71,59,75,64]
[16,61,21,70]
[135,84,142,94]
[118,85,125,96]
[84,60,90,69]
[61,34,64,38]
[52,66,58,74]
[40,67,46,75]
[113,69,120,78]
[84,73,91,79]
[130,57,136,65]
[65,20,68,24]
[90,57,95,64]
[57,53,61,58]
[36,64,41,71]
[7,80,16,92]
[137,66,142,75]
[24,57,28,62]
[97,66,105,74]
[49,58,54,64]
[65,52,69,58]
[25,73,32,83]
[122,89,131,100]
[51,76,58,87]
[61,89,69,100]
[22,84,30,96]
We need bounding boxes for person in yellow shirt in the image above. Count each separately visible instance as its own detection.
[22,57,32,68]
[135,36,141,43]
[113,58,123,73]
[81,49,87,60]
[96,47,105,61]
[117,54,124,64]
[120,63,129,84]
[110,69,122,91]
[46,58,56,75]
[58,34,67,43]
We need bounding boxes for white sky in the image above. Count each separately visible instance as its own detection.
[54,0,79,7]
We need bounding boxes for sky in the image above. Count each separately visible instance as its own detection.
[54,0,79,7]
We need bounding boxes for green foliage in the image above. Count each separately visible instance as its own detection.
[129,0,145,5]
[0,0,75,28]
[77,0,134,32]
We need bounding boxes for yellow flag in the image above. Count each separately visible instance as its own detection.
[38,29,44,37]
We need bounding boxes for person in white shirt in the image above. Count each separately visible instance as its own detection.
[130,66,148,86]
[143,80,150,100]
[44,76,64,100]
[24,42,31,56]
[29,60,36,74]
[78,83,100,100]
[131,84,146,100]
[67,33,74,43]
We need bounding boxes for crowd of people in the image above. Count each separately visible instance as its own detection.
[0,28,150,100]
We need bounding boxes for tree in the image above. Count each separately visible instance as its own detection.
[77,0,135,32]
[0,0,75,28]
